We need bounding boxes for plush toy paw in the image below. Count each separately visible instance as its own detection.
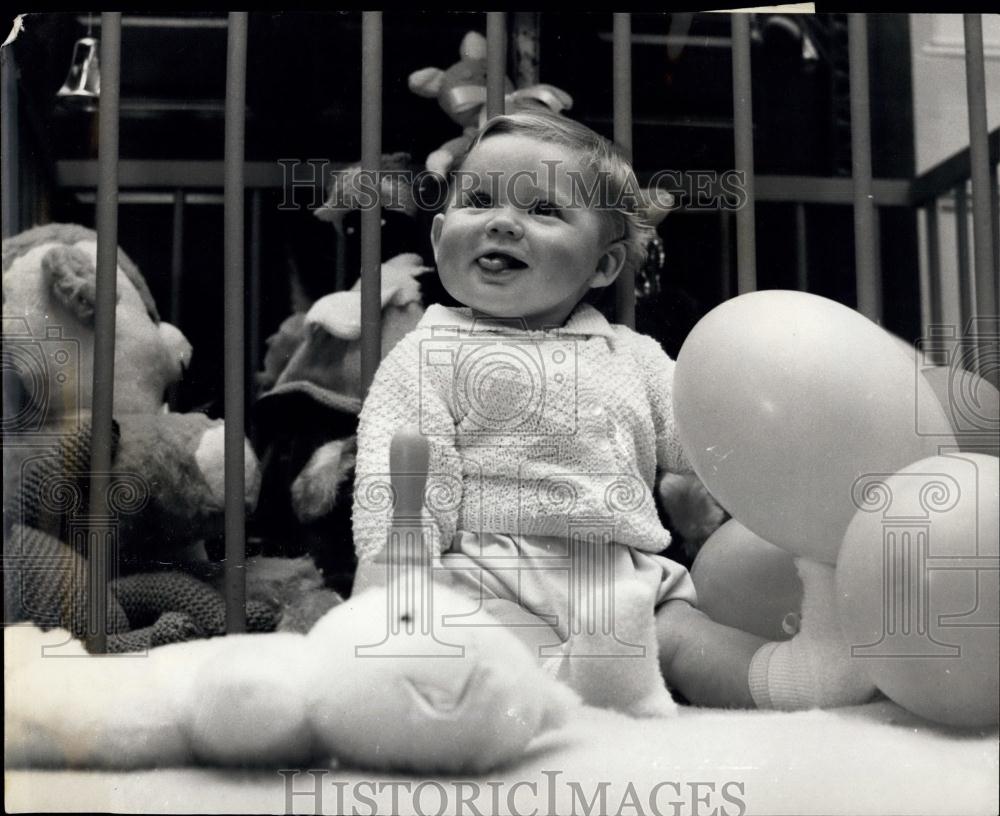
[566,580,677,719]
[290,438,356,523]
[658,472,728,554]
[748,559,878,710]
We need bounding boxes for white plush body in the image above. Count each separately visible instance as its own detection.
[5,586,578,774]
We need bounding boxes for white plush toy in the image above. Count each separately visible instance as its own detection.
[4,581,579,773]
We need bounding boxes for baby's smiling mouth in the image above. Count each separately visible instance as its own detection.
[477,252,528,273]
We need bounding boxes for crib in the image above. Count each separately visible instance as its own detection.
[2,14,999,814]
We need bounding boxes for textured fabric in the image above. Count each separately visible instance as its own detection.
[748,559,878,710]
[353,303,692,562]
[441,531,696,643]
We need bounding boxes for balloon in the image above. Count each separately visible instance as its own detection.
[690,519,803,642]
[921,366,999,458]
[674,290,956,564]
[836,453,999,728]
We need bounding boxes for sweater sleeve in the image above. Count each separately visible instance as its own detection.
[352,330,463,562]
[632,332,693,475]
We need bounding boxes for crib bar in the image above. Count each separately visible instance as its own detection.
[170,190,184,326]
[730,13,757,294]
[249,189,262,380]
[794,203,808,291]
[487,13,507,119]
[848,14,880,322]
[613,12,635,328]
[1,49,19,238]
[223,11,248,633]
[719,210,732,301]
[360,12,383,397]
[955,185,974,334]
[963,14,998,333]
[922,202,942,332]
[166,189,185,409]
[86,11,122,654]
[992,164,1000,306]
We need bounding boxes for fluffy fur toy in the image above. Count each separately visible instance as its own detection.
[253,253,430,593]
[2,224,337,649]
[5,583,578,773]
[409,31,573,175]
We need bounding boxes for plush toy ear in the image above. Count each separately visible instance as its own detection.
[41,244,105,325]
[460,30,487,61]
[408,67,444,98]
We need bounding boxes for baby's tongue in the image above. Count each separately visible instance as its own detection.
[478,253,519,272]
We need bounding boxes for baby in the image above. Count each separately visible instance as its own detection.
[352,111,875,716]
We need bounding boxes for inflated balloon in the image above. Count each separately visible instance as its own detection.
[836,453,999,728]
[690,519,803,642]
[921,366,999,457]
[674,290,957,564]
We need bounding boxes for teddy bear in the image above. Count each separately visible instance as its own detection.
[408,30,574,175]
[5,580,579,773]
[252,252,431,595]
[2,223,339,650]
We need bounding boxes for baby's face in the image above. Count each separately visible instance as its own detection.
[431,134,625,329]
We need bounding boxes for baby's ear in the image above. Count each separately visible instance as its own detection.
[591,241,627,289]
[429,213,446,261]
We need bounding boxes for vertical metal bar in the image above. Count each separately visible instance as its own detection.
[992,164,999,308]
[720,211,732,301]
[731,13,757,294]
[360,12,382,397]
[848,14,880,322]
[794,203,808,291]
[249,189,262,380]
[922,202,942,332]
[963,15,998,343]
[170,190,184,326]
[486,13,507,119]
[223,11,248,633]
[955,184,974,333]
[613,13,635,328]
[86,12,121,654]
[1,48,19,238]
[167,189,185,410]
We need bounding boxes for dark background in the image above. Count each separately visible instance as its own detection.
[8,12,920,414]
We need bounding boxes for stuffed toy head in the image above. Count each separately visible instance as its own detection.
[2,223,191,427]
[408,31,573,176]
[3,224,263,650]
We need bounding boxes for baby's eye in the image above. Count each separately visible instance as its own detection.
[462,190,492,209]
[530,200,560,217]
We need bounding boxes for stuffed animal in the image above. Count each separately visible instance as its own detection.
[5,582,578,773]
[253,253,430,594]
[1,224,338,650]
[408,31,573,175]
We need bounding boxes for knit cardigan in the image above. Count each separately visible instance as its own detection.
[352,303,692,561]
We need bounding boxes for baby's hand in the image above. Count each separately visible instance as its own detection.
[658,472,728,557]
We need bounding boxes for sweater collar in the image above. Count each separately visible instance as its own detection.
[418,303,617,339]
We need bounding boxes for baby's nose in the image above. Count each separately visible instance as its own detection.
[485,209,524,239]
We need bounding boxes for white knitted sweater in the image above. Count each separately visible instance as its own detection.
[352,303,692,560]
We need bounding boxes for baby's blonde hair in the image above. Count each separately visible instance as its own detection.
[454,111,656,277]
